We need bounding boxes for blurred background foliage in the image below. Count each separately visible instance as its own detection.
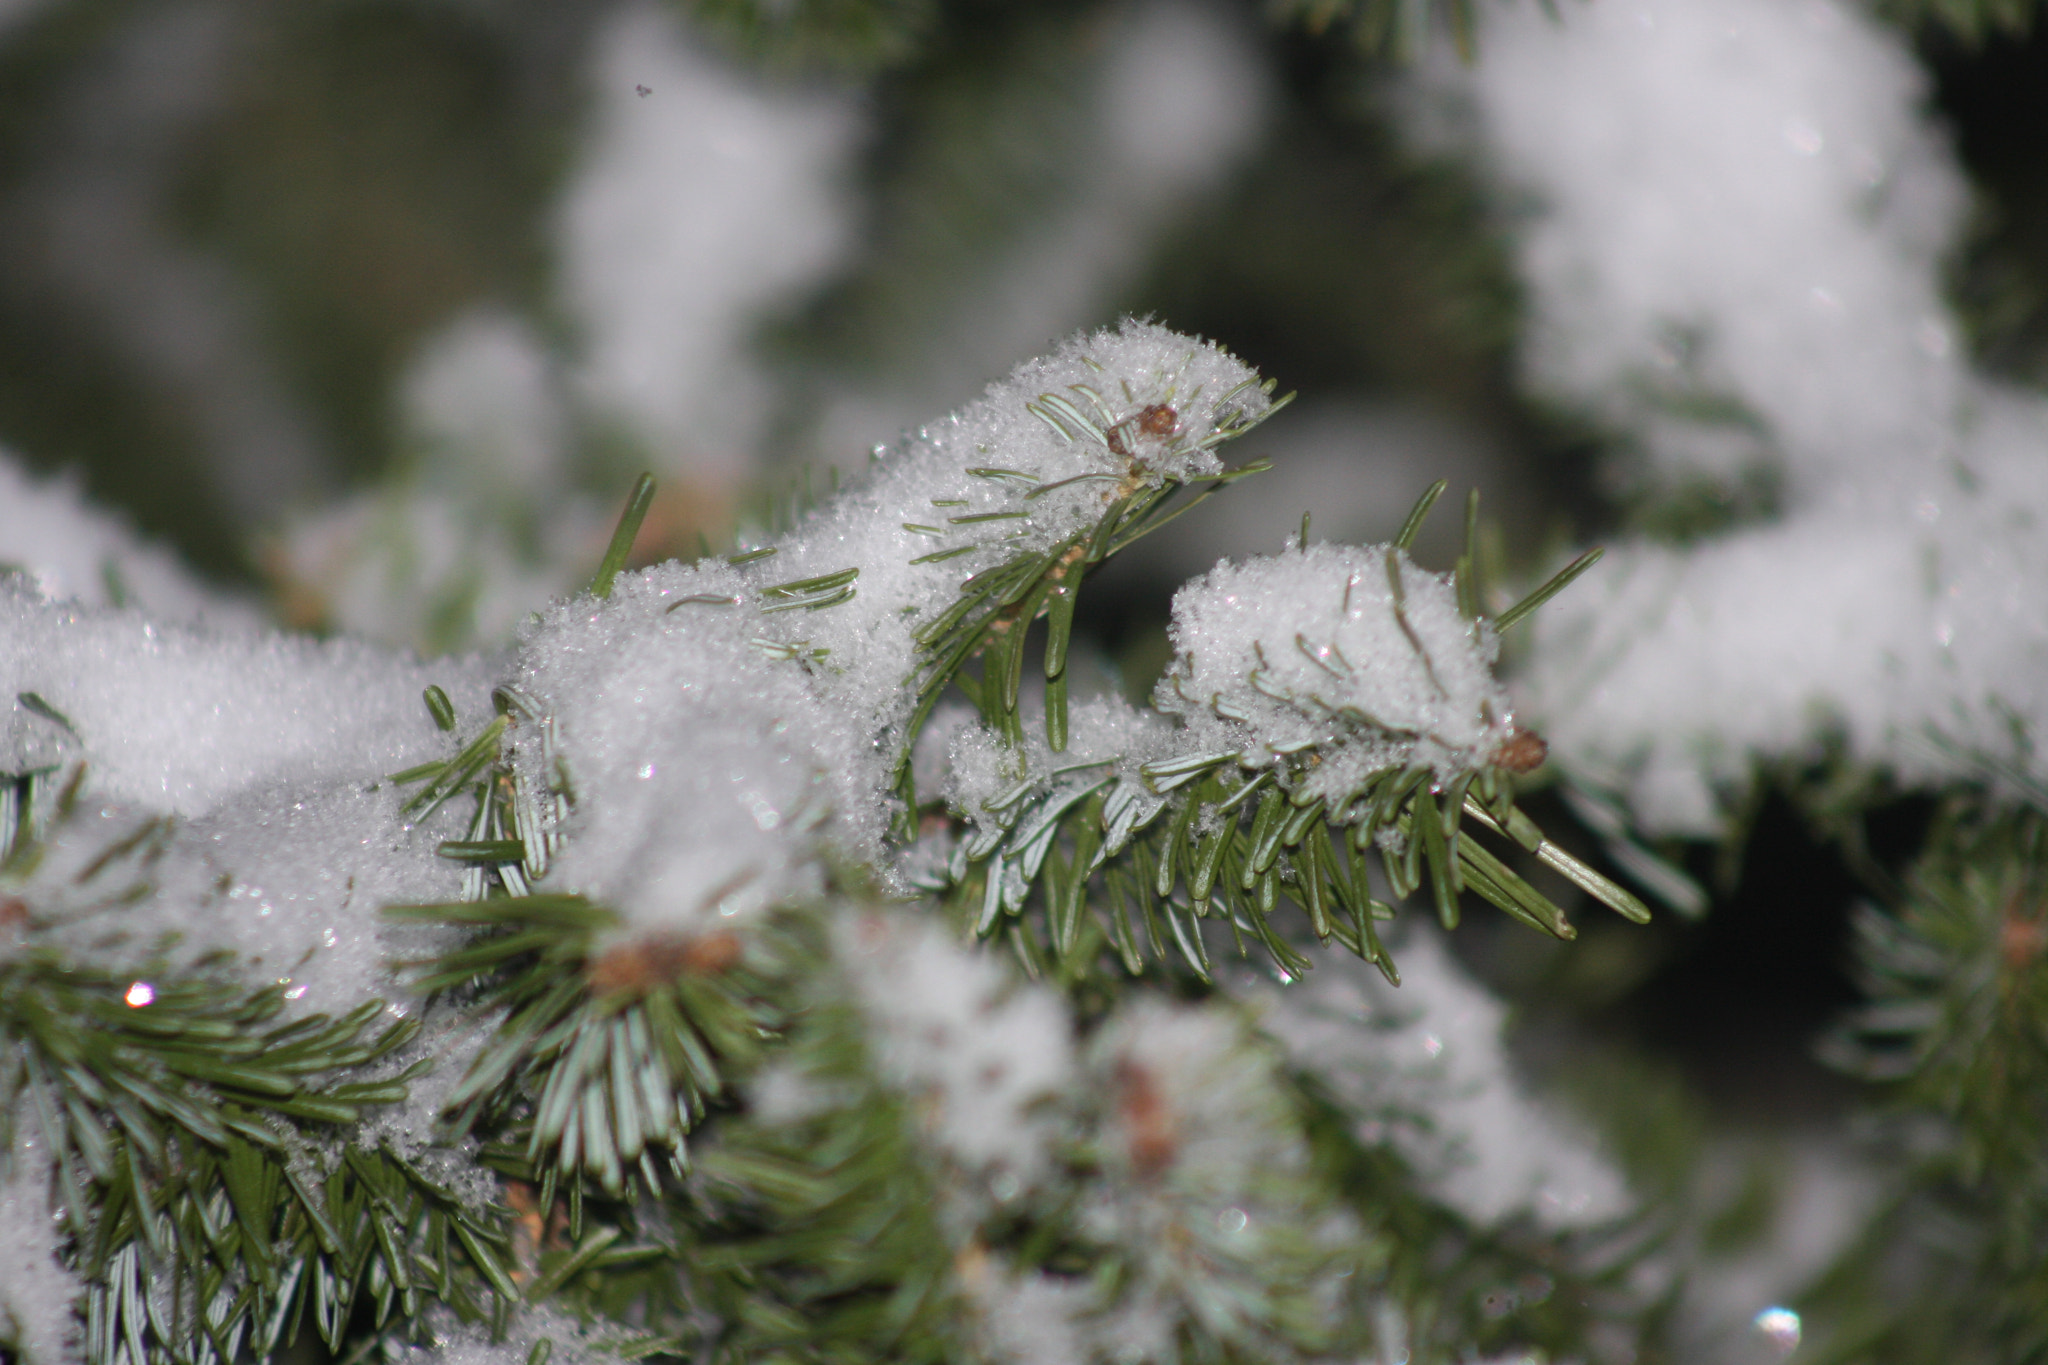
[4,0,2040,581]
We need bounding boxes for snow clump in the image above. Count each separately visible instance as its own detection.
[1157,542,1514,802]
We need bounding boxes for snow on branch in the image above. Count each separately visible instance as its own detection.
[504,319,1280,943]
[1157,542,1517,801]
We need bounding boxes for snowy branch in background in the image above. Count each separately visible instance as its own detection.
[0,453,260,630]
[562,1,860,483]
[806,0,1271,461]
[1417,0,2048,833]
[1250,928,1629,1230]
[266,4,864,651]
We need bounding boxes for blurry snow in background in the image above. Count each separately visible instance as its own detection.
[1673,1136,1872,1363]
[1415,0,1966,500]
[808,0,1272,465]
[268,1,865,650]
[404,310,570,507]
[0,0,49,39]
[13,2,333,525]
[0,452,261,627]
[1417,0,2048,833]
[270,309,591,650]
[1251,929,1631,1231]
[560,2,861,485]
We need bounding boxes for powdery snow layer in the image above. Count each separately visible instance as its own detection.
[1249,929,1631,1231]
[1158,543,1513,798]
[1412,0,2048,829]
[510,321,1274,938]
[0,586,492,1008]
[15,783,461,1016]
[0,586,496,818]
[943,692,1182,818]
[508,562,851,937]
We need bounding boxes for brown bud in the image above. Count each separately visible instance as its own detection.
[1135,403,1178,437]
[1116,1058,1177,1178]
[587,930,743,996]
[2001,894,2045,973]
[1492,726,1549,774]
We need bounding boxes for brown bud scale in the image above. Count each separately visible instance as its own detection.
[587,930,743,996]
[1492,726,1549,774]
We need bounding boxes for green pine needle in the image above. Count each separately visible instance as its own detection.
[590,473,659,600]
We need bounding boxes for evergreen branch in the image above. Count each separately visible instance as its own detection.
[1274,0,1481,59]
[0,776,616,1365]
[589,473,658,601]
[890,406,1285,832]
[935,741,1636,984]
[685,990,962,1362]
[1804,801,2048,1358]
[385,896,787,1196]
[925,481,1645,982]
[440,912,966,1362]
[0,951,513,1365]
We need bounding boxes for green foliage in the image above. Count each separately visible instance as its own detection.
[386,894,786,1198]
[933,749,1651,989]
[925,483,1645,988]
[1880,0,2042,42]
[406,908,965,1364]
[685,975,963,1362]
[0,792,517,1365]
[683,0,940,74]
[1800,801,2048,1363]
[589,474,659,601]
[1270,0,1481,60]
